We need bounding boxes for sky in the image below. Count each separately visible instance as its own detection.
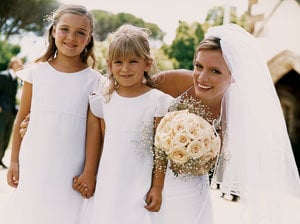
[19,0,248,61]
[59,0,248,43]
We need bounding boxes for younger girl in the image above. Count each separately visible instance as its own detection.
[74,24,174,223]
[2,4,104,224]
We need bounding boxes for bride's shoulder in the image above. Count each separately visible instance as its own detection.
[154,69,193,98]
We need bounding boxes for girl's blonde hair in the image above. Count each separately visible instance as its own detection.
[105,24,157,100]
[35,4,97,68]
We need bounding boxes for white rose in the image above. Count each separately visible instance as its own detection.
[185,114,211,140]
[187,139,210,159]
[161,135,175,154]
[171,110,189,126]
[172,119,187,135]
[169,147,190,165]
[186,120,203,140]
[186,112,199,123]
[156,118,173,138]
[172,133,191,147]
[172,109,189,118]
[197,117,213,134]
[163,110,187,121]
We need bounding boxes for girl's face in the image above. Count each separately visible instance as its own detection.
[109,55,151,90]
[52,13,91,59]
[193,49,231,105]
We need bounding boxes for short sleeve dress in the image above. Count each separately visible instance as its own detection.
[84,89,174,224]
[1,62,104,224]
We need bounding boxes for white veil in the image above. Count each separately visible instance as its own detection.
[208,24,300,223]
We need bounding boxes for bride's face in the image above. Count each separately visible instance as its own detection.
[193,49,231,104]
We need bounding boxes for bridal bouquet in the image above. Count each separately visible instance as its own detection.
[154,108,221,176]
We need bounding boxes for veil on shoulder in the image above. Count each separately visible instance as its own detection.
[208,23,300,224]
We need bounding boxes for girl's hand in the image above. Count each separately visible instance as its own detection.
[73,173,96,199]
[7,162,19,188]
[19,113,30,138]
[144,186,163,212]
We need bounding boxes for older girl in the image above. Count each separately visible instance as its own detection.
[2,4,104,224]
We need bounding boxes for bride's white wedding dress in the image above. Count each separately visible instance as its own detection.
[159,169,214,224]
[157,92,215,224]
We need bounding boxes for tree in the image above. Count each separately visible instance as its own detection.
[0,0,59,40]
[91,10,165,41]
[114,13,165,40]
[163,21,205,70]
[91,10,116,42]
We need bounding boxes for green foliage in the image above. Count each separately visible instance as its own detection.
[0,0,59,40]
[91,10,116,42]
[164,21,204,70]
[0,40,21,71]
[161,6,248,70]
[91,10,165,41]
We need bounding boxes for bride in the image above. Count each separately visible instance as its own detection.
[154,23,300,224]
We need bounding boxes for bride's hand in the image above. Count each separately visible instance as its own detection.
[19,113,30,138]
[144,186,163,212]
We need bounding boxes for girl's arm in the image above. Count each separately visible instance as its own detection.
[144,166,166,212]
[154,69,194,98]
[7,81,32,188]
[73,108,103,198]
[145,117,166,212]
[83,109,102,179]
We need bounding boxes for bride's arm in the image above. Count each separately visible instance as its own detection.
[153,69,194,97]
